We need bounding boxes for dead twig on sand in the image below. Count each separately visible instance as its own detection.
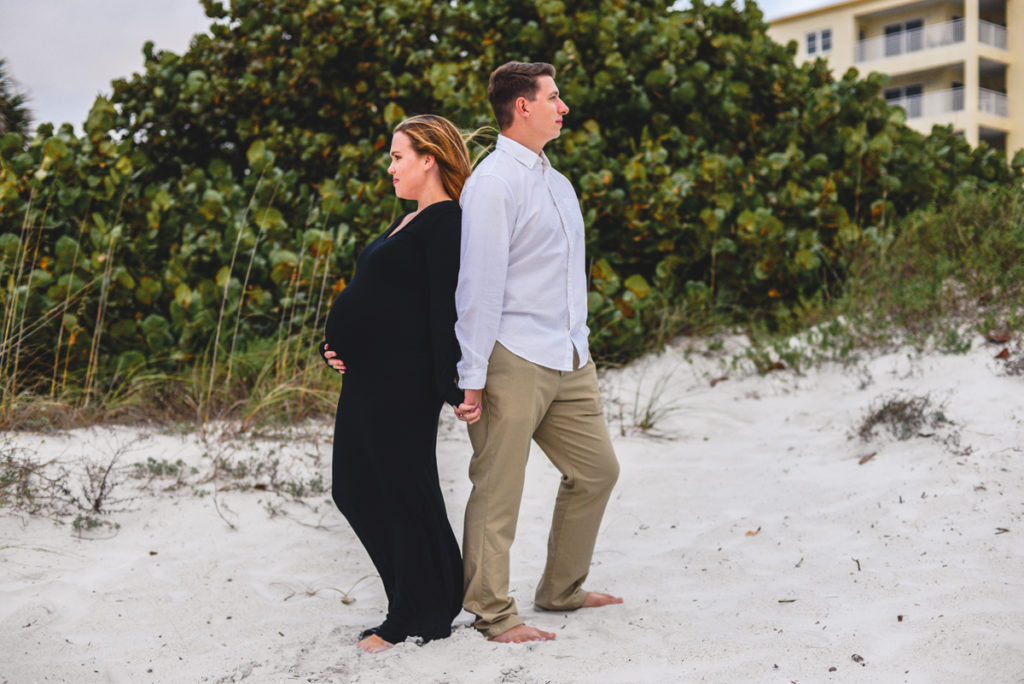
[211,486,237,531]
[277,575,375,605]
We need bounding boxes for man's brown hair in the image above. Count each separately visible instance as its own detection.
[487,61,556,131]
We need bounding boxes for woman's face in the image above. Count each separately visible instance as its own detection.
[388,131,430,201]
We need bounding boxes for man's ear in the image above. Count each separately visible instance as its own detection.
[514,96,530,119]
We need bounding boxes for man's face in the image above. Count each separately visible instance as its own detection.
[525,75,569,143]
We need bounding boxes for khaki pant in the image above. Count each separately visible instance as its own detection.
[463,343,619,637]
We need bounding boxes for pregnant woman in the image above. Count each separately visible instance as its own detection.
[319,114,470,653]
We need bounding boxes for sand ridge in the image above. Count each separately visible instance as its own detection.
[2,338,1022,682]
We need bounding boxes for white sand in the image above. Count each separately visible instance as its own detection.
[2,337,1023,683]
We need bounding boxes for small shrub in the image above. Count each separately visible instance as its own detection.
[136,457,185,478]
[630,369,680,437]
[211,450,326,500]
[0,437,136,525]
[0,442,49,513]
[856,393,950,442]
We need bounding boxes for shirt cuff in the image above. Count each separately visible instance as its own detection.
[458,368,488,390]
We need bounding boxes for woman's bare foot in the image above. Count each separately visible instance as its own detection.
[356,633,394,653]
[489,624,556,643]
[581,591,624,607]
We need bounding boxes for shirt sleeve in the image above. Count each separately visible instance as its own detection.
[422,206,466,407]
[455,172,514,389]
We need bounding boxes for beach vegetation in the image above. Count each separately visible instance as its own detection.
[1,0,1023,429]
[739,183,1024,372]
[856,393,950,442]
[0,436,133,522]
[0,439,47,512]
[606,363,681,438]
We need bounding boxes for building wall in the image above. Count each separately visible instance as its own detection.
[1009,0,1024,153]
[767,0,1019,154]
[885,65,962,90]
[857,2,962,41]
[768,6,857,70]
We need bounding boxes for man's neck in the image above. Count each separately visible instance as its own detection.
[501,127,545,156]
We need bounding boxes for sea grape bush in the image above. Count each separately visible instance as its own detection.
[2,0,1021,389]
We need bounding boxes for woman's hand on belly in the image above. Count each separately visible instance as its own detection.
[322,344,347,374]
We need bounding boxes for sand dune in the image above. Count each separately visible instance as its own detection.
[2,337,1022,683]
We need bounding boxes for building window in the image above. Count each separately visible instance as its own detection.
[951,81,964,111]
[806,29,832,56]
[884,84,924,118]
[884,19,924,56]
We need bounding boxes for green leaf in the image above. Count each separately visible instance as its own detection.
[84,97,115,140]
[216,265,233,288]
[255,206,285,230]
[623,274,650,299]
[29,268,54,288]
[114,266,135,289]
[141,314,173,352]
[246,140,275,172]
[110,319,138,341]
[115,156,133,176]
[136,277,162,306]
[623,159,646,182]
[200,189,225,219]
[174,283,192,309]
[270,261,294,285]
[590,258,620,295]
[0,232,21,259]
[794,248,820,271]
[185,70,208,96]
[44,138,69,161]
[383,102,405,127]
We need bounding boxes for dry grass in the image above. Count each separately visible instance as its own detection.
[0,335,340,432]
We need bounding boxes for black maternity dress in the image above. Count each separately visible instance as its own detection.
[321,200,464,644]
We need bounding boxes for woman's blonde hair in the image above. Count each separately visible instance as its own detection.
[394,114,472,201]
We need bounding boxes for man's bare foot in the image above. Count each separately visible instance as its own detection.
[488,624,556,643]
[581,591,624,607]
[356,633,393,653]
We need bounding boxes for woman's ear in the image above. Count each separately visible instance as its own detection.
[423,155,436,170]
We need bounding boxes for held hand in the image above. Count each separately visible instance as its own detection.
[322,344,346,374]
[454,388,482,424]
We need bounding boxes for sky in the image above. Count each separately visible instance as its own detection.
[0,0,829,134]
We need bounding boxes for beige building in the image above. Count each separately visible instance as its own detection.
[768,0,1022,155]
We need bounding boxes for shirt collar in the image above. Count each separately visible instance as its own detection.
[496,134,548,170]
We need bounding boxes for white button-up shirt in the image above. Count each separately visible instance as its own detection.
[455,134,590,389]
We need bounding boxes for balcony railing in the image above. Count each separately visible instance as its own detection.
[978,20,1008,49]
[979,88,1009,116]
[855,19,964,62]
[887,87,1008,119]
[887,88,963,119]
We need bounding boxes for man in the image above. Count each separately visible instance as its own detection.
[453,61,622,643]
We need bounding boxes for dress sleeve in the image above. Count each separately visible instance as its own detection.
[317,340,331,368]
[423,206,466,407]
